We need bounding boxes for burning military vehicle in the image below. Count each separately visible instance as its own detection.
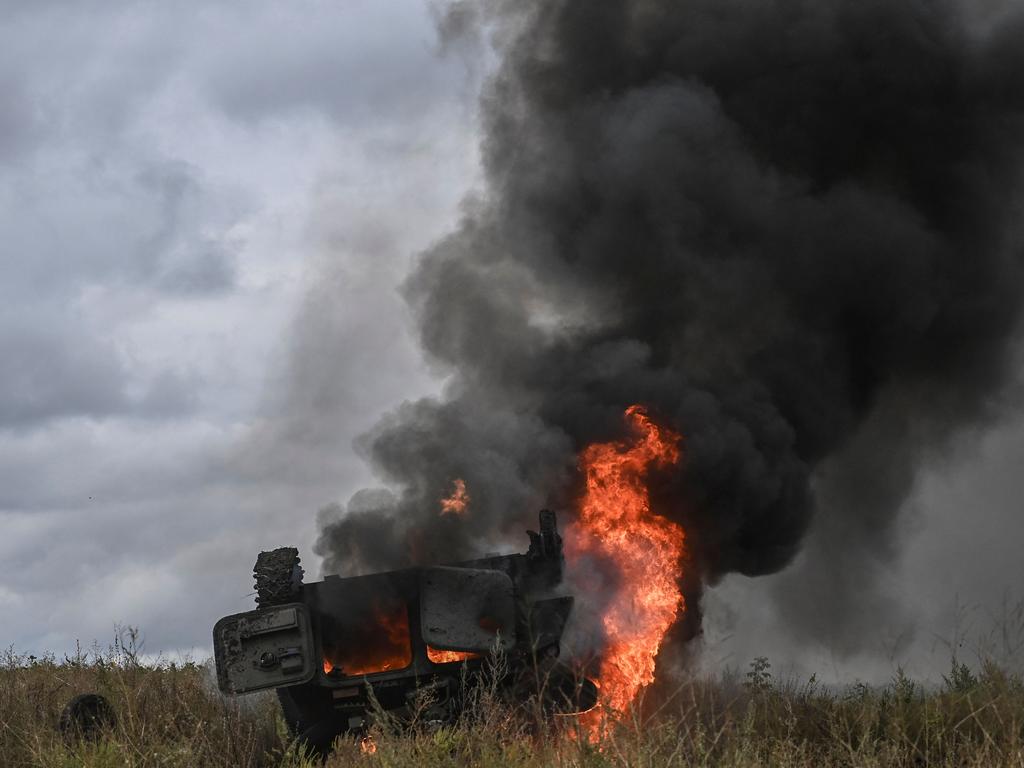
[213,510,597,756]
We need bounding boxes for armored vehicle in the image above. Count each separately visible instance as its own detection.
[213,510,596,756]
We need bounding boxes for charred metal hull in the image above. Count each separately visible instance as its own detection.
[213,510,594,756]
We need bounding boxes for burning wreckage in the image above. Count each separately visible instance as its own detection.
[213,510,597,754]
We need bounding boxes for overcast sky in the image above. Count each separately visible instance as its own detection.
[0,0,479,659]
[2,0,1023,683]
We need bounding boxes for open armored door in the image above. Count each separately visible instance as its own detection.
[420,567,516,653]
[213,603,316,694]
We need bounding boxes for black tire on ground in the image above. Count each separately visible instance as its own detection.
[297,717,350,762]
[276,687,312,737]
[253,547,304,607]
[277,685,349,761]
[59,693,116,741]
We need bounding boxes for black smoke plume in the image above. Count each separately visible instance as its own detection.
[316,0,1024,649]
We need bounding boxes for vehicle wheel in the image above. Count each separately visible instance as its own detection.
[541,671,599,715]
[254,547,303,607]
[276,688,308,737]
[277,686,349,761]
[297,716,350,762]
[276,683,336,737]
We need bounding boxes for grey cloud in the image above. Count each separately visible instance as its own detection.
[134,370,201,420]
[0,312,205,431]
[133,162,237,296]
[0,3,184,156]
[0,160,239,306]
[196,5,466,126]
[0,0,480,658]
[0,73,41,164]
[0,502,267,654]
[231,212,445,497]
[0,321,128,428]
[0,2,466,656]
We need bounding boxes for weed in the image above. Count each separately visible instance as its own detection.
[4,642,1024,766]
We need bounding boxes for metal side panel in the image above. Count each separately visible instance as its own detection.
[420,566,516,653]
[213,603,316,694]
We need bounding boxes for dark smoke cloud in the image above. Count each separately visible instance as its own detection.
[317,0,1024,650]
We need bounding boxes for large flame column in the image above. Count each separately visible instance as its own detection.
[566,405,686,715]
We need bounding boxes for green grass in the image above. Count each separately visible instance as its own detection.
[3,639,1024,767]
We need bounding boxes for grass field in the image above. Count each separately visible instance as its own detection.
[3,636,1023,767]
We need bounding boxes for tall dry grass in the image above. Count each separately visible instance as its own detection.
[2,634,1024,767]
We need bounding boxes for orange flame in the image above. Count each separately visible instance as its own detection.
[323,607,412,677]
[426,646,481,664]
[440,478,470,516]
[565,405,685,715]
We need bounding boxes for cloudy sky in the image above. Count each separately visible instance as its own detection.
[0,0,480,658]
[2,0,1023,682]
